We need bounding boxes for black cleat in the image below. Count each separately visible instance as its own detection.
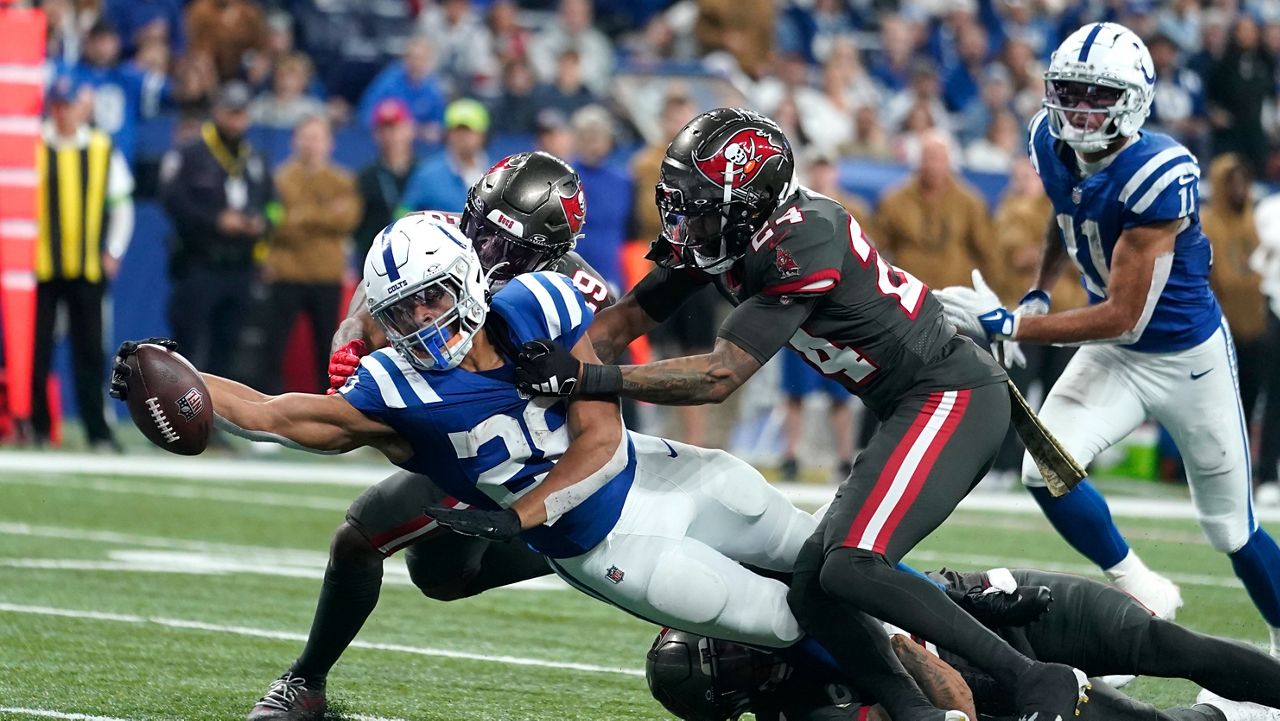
[1015,663,1090,721]
[247,672,327,721]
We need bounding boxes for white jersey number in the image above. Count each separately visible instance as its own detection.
[788,328,877,385]
[447,397,570,505]
[848,218,926,317]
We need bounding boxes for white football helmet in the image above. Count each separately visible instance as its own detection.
[363,215,488,371]
[1044,22,1155,153]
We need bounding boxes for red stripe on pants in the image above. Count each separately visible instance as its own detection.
[842,392,944,549]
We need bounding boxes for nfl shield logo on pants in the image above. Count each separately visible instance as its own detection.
[1071,186,1082,204]
[605,565,625,584]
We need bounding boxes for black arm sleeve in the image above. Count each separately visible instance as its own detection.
[630,265,710,323]
[717,294,818,365]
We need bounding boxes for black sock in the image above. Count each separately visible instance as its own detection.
[290,560,384,681]
[1139,619,1280,707]
[820,547,1034,689]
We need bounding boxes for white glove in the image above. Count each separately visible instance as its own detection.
[934,270,1015,340]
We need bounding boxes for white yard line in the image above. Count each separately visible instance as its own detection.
[0,474,350,511]
[0,705,410,721]
[0,602,643,678]
[906,549,1244,590]
[0,708,137,721]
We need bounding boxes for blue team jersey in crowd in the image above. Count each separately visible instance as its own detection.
[67,62,168,163]
[339,271,637,558]
[1028,109,1221,353]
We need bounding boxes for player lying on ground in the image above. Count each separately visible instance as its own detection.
[510,107,1089,721]
[113,217,971,721]
[647,568,1280,721]
[934,21,1280,653]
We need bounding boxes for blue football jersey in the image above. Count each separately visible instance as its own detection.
[339,271,636,558]
[66,62,168,163]
[1028,109,1221,352]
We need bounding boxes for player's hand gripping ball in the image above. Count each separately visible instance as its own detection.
[109,338,212,455]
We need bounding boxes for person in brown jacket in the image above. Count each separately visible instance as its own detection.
[1203,153,1267,424]
[694,0,775,80]
[186,0,269,83]
[985,158,1083,488]
[266,115,362,393]
[873,130,991,290]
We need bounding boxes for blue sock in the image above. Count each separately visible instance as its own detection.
[1028,480,1130,570]
[780,636,845,680]
[897,561,947,591]
[1230,528,1280,627]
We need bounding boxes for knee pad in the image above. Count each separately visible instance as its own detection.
[404,546,480,601]
[1200,512,1252,553]
[707,451,771,519]
[646,552,729,625]
[818,547,888,599]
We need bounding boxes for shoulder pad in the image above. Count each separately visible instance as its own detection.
[492,271,595,348]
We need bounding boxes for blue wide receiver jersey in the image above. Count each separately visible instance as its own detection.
[1028,109,1221,352]
[339,271,637,558]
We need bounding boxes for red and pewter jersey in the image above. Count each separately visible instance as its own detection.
[405,210,614,312]
[716,188,1004,415]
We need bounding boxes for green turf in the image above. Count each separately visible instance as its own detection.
[0,457,1272,720]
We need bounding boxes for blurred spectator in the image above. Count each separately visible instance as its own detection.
[185,0,269,83]
[104,0,185,59]
[989,0,1053,58]
[354,100,418,263]
[130,36,171,76]
[842,105,894,160]
[265,115,361,394]
[1193,9,1234,77]
[1251,188,1280,496]
[893,99,957,166]
[487,0,531,66]
[821,37,881,114]
[356,35,447,141]
[530,0,615,96]
[535,109,575,161]
[401,99,490,214]
[804,149,872,221]
[1000,36,1045,120]
[777,0,856,63]
[630,91,697,245]
[778,347,853,483]
[70,19,169,164]
[884,59,952,139]
[490,59,541,134]
[955,64,1014,143]
[963,109,1020,172]
[160,82,271,379]
[248,53,326,130]
[33,77,134,451]
[868,15,919,93]
[927,0,980,76]
[419,0,500,97]
[695,0,775,80]
[1202,154,1266,424]
[1207,15,1275,176]
[985,159,1082,488]
[1147,34,1207,147]
[530,50,600,120]
[874,130,991,289]
[1155,0,1204,54]
[942,20,990,114]
[570,106,631,292]
[45,0,95,66]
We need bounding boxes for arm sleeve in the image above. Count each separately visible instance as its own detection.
[717,294,817,365]
[492,271,596,349]
[1119,150,1201,228]
[630,264,711,323]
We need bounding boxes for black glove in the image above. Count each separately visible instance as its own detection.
[109,337,179,400]
[427,504,522,542]
[958,584,1053,627]
[515,339,582,396]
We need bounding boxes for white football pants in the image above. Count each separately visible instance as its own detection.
[549,432,817,648]
[1023,319,1256,552]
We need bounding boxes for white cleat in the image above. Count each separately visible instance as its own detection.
[1111,569,1183,620]
[1197,689,1280,721]
[1256,483,1280,508]
[1098,674,1135,689]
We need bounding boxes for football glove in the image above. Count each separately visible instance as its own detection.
[326,339,369,395]
[426,504,522,542]
[996,290,1051,370]
[108,337,179,400]
[934,270,1017,341]
[515,339,581,397]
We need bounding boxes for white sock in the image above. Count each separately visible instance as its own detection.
[1104,550,1150,582]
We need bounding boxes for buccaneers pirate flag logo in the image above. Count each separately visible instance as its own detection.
[693,128,785,190]
[558,184,586,234]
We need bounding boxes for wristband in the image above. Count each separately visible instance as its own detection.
[580,364,623,395]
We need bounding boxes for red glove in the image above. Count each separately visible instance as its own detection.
[327,339,369,394]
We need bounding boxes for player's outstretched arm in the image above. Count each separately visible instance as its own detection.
[1014,220,1178,345]
[202,373,408,459]
[509,336,627,528]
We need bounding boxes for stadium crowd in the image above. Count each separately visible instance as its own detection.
[16,0,1280,496]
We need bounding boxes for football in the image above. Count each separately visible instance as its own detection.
[122,344,212,455]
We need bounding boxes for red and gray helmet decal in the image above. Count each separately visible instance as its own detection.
[693,127,786,191]
[558,182,586,234]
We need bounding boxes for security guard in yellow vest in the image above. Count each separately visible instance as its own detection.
[33,77,134,449]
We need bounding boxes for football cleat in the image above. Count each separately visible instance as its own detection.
[247,672,326,721]
[1197,689,1280,721]
[1110,568,1183,620]
[1014,663,1091,721]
